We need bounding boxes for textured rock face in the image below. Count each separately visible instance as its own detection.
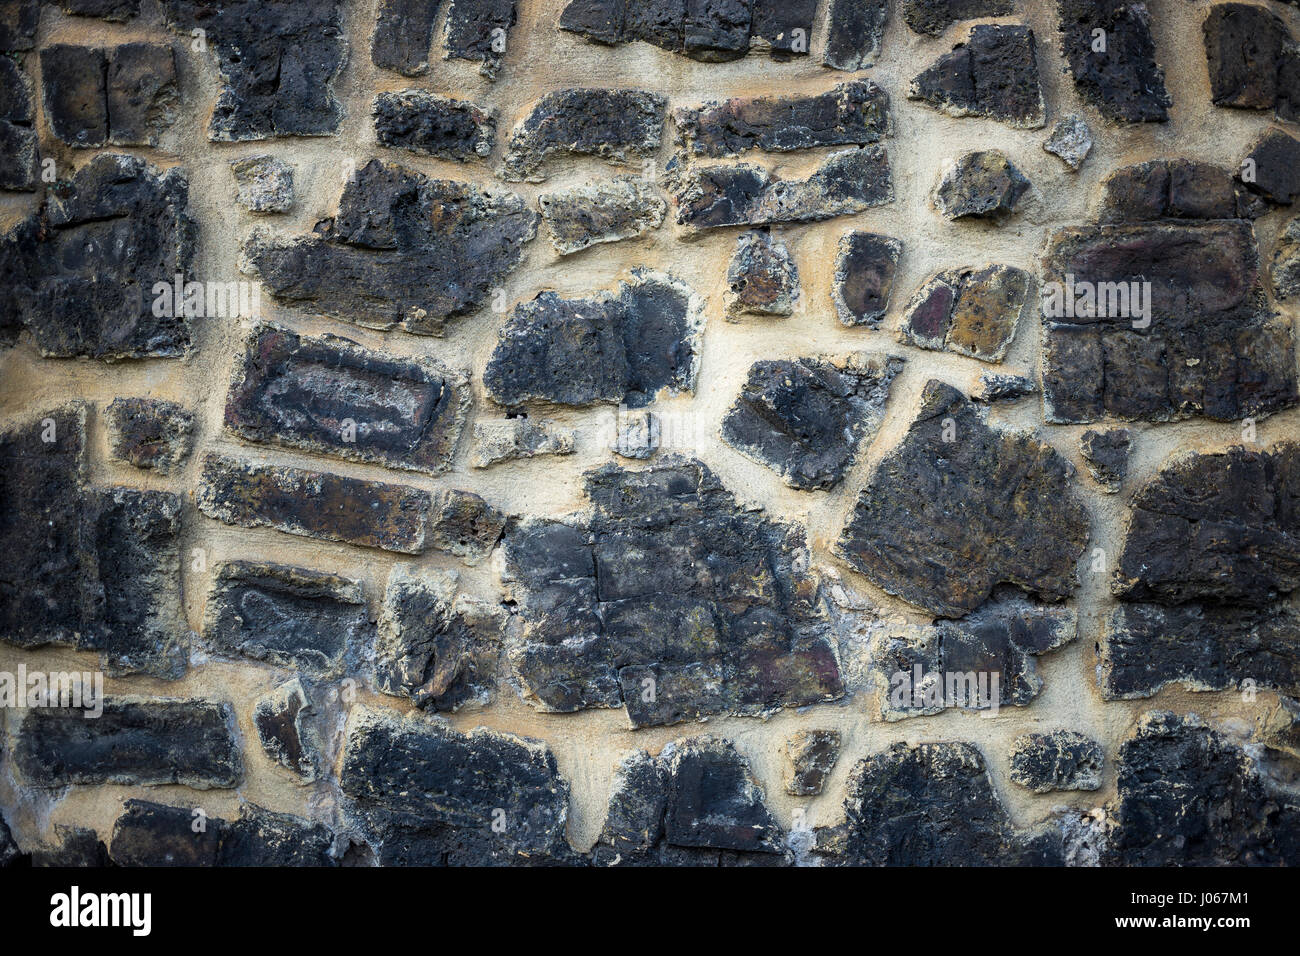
[162,0,345,140]
[105,397,195,472]
[1043,113,1092,169]
[471,417,574,467]
[252,678,323,780]
[1240,128,1300,207]
[837,382,1090,618]
[0,55,36,191]
[1040,221,1298,423]
[538,178,665,255]
[1203,3,1300,123]
[1,153,196,358]
[934,151,1030,220]
[15,697,242,788]
[503,459,843,726]
[484,270,702,408]
[909,25,1045,128]
[823,0,887,70]
[725,229,799,316]
[1079,427,1130,492]
[721,354,902,490]
[902,0,1013,37]
[229,155,294,212]
[1097,158,1246,222]
[898,264,1031,362]
[815,743,1064,865]
[832,232,901,328]
[785,729,841,796]
[673,81,889,158]
[1010,731,1103,792]
[1107,712,1300,865]
[373,0,441,75]
[109,800,335,866]
[1057,0,1171,122]
[245,158,536,335]
[31,825,109,867]
[499,89,666,181]
[224,324,469,474]
[373,90,496,161]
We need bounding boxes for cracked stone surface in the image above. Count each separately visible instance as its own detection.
[720,354,903,490]
[1239,128,1300,207]
[1057,0,1171,123]
[252,678,324,781]
[908,25,1045,128]
[1043,113,1093,170]
[537,178,666,255]
[837,381,1090,618]
[0,55,36,190]
[898,264,1031,362]
[822,0,887,71]
[1010,731,1103,792]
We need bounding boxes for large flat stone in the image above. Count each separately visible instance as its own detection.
[908,24,1045,128]
[499,89,666,181]
[1057,0,1171,122]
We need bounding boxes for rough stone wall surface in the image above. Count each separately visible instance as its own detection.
[1,0,1299,867]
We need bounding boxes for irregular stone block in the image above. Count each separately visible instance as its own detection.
[32,825,110,867]
[445,0,518,78]
[252,678,323,780]
[673,147,893,231]
[340,707,571,859]
[750,0,816,58]
[1058,0,1171,123]
[898,264,1030,362]
[499,88,666,182]
[217,805,335,866]
[901,0,1013,37]
[225,324,469,475]
[673,80,889,158]
[1,153,196,359]
[377,566,503,711]
[0,0,37,51]
[484,269,703,409]
[823,0,887,71]
[1266,696,1300,760]
[244,158,536,335]
[229,155,294,213]
[909,25,1045,128]
[871,598,1078,717]
[106,397,195,472]
[1010,731,1103,793]
[538,178,666,255]
[196,454,432,554]
[373,0,441,75]
[204,561,371,677]
[1079,427,1130,492]
[1239,127,1300,207]
[373,89,496,161]
[1043,113,1092,170]
[814,742,1064,865]
[162,0,346,140]
[1272,216,1300,300]
[472,417,575,467]
[934,150,1030,221]
[110,800,226,866]
[721,353,903,490]
[611,409,660,459]
[428,489,506,561]
[15,697,242,788]
[1113,444,1300,606]
[0,56,36,191]
[784,729,841,796]
[1101,602,1300,699]
[1040,221,1298,423]
[1098,158,1245,222]
[1107,711,1300,865]
[107,43,178,146]
[503,458,843,725]
[836,381,1089,617]
[41,44,107,146]
[832,232,901,328]
[54,0,140,19]
[592,751,668,864]
[1203,3,1300,124]
[725,229,799,317]
[974,371,1036,403]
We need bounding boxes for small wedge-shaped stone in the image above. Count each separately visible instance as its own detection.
[833,232,902,328]
[898,264,1031,362]
[196,454,432,554]
[244,158,536,335]
[934,151,1030,220]
[373,89,496,161]
[836,381,1089,617]
[15,697,242,788]
[1058,0,1171,123]
[1043,114,1093,170]
[673,80,889,158]
[1009,731,1103,793]
[484,269,703,409]
[721,354,903,490]
[225,324,469,475]
[538,178,666,255]
[1079,427,1130,492]
[725,229,799,317]
[1239,128,1300,207]
[909,25,1045,128]
[499,89,666,182]
[204,562,371,677]
[785,730,841,796]
[674,147,893,231]
[252,678,323,780]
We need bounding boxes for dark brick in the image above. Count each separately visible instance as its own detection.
[1203,3,1300,123]
[674,80,889,159]
[823,0,887,71]
[203,561,371,677]
[499,88,666,182]
[0,56,36,191]
[373,0,441,75]
[110,800,226,866]
[374,89,495,161]
[785,729,841,796]
[538,178,666,255]
[224,324,469,475]
[15,697,242,788]
[484,269,702,409]
[1009,731,1103,793]
[751,0,815,58]
[909,25,1045,128]
[901,0,1013,37]
[162,0,346,140]
[196,454,433,554]
[836,381,1089,617]
[106,397,195,472]
[428,489,506,561]
[1079,428,1130,492]
[445,0,518,78]
[899,264,1031,361]
[721,354,903,490]
[244,158,536,335]
[832,231,901,328]
[1058,0,1171,123]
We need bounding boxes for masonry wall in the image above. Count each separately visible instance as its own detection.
[1,0,1298,866]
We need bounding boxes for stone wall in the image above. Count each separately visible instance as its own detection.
[1,0,1299,866]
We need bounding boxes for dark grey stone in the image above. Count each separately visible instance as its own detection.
[1058,0,1171,123]
[374,89,496,161]
[934,150,1030,220]
[373,0,441,75]
[499,88,665,181]
[909,25,1045,128]
[1010,731,1103,792]
[901,0,1013,37]
[785,729,841,796]
[822,0,887,71]
[1079,428,1130,492]
[106,397,195,472]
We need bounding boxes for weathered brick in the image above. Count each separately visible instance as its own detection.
[0,0,37,51]
[1203,3,1300,123]
[252,678,323,780]
[1079,427,1130,492]
[445,0,518,78]
[909,25,1045,128]
[106,397,195,472]
[428,489,506,561]
[374,90,496,161]
[1009,731,1103,793]
[1058,0,1171,122]
[110,800,226,866]
[471,417,575,468]
[0,56,35,191]
[1239,127,1300,207]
